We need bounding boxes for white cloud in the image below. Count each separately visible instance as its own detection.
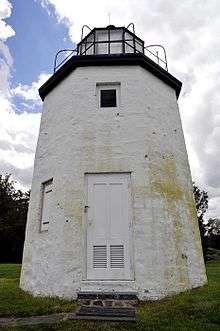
[0,58,11,98]
[0,83,43,190]
[0,0,12,18]
[0,20,15,41]
[0,0,15,41]
[12,72,50,103]
[0,0,14,100]
[0,70,51,189]
[0,41,13,66]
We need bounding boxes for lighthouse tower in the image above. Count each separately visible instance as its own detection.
[20,25,207,300]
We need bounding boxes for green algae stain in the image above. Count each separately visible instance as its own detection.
[149,155,203,273]
[153,180,183,201]
[149,156,189,289]
[150,158,183,202]
[149,154,206,287]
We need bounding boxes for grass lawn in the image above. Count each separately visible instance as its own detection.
[0,264,76,318]
[0,255,220,330]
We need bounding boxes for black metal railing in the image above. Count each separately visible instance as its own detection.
[53,48,78,73]
[145,45,168,71]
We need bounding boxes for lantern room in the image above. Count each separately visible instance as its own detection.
[53,24,168,74]
[77,25,144,56]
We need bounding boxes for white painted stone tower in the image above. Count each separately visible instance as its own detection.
[20,25,207,300]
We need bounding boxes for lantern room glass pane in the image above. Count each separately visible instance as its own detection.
[80,43,86,55]
[87,34,94,42]
[125,39,134,53]
[110,29,123,41]
[135,39,143,53]
[124,32,133,42]
[96,30,108,41]
[86,42,94,55]
[110,42,122,54]
[95,43,108,54]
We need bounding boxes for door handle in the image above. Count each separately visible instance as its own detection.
[84,205,89,212]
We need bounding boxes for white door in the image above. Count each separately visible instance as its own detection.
[86,173,132,280]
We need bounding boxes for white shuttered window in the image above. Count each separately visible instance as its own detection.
[40,179,53,232]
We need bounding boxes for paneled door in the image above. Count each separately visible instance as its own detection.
[86,173,132,280]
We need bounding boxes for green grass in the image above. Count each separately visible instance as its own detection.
[0,264,76,318]
[206,247,220,261]
[0,258,220,330]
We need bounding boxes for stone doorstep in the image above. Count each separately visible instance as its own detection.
[79,298,138,308]
[76,292,138,320]
[77,291,138,301]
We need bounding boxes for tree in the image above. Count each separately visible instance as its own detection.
[205,218,220,250]
[0,174,30,263]
[193,183,208,258]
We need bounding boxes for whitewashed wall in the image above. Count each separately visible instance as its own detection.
[20,65,207,300]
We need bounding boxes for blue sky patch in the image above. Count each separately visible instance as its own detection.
[7,0,73,87]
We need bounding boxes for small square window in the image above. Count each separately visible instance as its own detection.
[100,89,117,107]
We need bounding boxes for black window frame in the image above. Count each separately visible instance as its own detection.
[100,89,117,108]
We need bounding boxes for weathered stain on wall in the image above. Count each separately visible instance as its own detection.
[148,152,206,293]
[149,155,189,290]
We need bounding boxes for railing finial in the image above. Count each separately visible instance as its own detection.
[145,44,168,71]
[126,23,135,35]
[81,25,92,41]
[53,49,77,73]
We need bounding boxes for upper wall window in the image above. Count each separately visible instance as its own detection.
[100,89,117,107]
[96,82,120,109]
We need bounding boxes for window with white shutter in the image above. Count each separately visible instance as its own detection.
[40,179,53,232]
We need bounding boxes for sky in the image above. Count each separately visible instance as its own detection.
[0,0,219,219]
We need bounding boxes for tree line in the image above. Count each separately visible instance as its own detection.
[193,183,220,257]
[0,174,219,263]
[0,174,29,263]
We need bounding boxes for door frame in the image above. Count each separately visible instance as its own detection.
[82,172,134,281]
